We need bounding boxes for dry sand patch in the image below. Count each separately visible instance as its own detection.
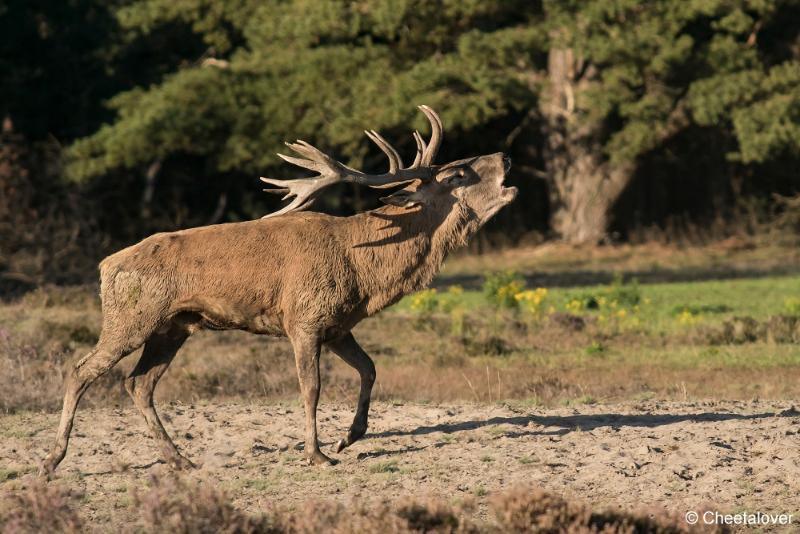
[1,400,798,530]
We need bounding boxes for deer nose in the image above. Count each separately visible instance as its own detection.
[503,156,512,173]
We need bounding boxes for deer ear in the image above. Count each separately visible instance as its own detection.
[379,190,425,208]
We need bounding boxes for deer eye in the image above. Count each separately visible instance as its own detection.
[441,168,466,184]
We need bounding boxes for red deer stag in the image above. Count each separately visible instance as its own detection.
[39,106,517,474]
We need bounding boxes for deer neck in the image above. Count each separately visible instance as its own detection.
[347,202,476,315]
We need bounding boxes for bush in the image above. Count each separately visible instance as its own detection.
[0,482,85,533]
[1,478,722,533]
[409,288,440,315]
[482,271,525,310]
[134,475,276,534]
[514,288,548,319]
[607,274,641,308]
[491,487,721,533]
[785,297,800,317]
[573,274,641,311]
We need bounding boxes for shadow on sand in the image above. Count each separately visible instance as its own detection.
[369,410,796,440]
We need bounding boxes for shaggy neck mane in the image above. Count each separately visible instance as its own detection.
[347,202,475,315]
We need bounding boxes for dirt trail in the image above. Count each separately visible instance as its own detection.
[2,400,799,529]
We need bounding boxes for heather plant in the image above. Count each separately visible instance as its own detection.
[0,482,84,534]
[0,478,714,533]
[133,475,276,534]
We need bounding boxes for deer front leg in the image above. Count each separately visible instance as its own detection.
[326,333,375,453]
[289,329,336,466]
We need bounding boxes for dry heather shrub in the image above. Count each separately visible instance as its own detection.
[279,498,478,533]
[490,487,726,533]
[135,476,478,533]
[134,475,278,534]
[0,482,84,534]
[0,478,726,534]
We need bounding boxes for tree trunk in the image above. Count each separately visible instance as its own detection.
[547,156,632,244]
[540,48,634,244]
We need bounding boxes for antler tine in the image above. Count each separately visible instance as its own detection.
[261,194,314,219]
[275,140,342,174]
[418,105,442,166]
[287,140,337,165]
[261,106,445,218]
[260,173,339,218]
[364,130,403,173]
[275,153,325,174]
[410,130,426,168]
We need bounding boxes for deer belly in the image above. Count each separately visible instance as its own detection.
[247,311,284,336]
[172,296,261,332]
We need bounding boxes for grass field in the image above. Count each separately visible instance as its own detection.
[2,242,799,532]
[1,242,799,413]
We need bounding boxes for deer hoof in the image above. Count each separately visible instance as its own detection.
[37,462,55,479]
[169,455,197,471]
[307,451,337,467]
[335,439,348,453]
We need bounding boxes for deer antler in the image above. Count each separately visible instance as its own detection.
[260,105,443,219]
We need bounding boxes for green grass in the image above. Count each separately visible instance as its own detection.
[395,274,800,335]
[0,466,34,482]
[0,468,20,482]
[369,461,400,474]
[614,275,799,331]
[241,478,274,492]
[489,343,800,375]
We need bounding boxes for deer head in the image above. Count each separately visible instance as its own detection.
[260,106,517,223]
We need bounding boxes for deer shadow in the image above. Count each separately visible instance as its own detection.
[368,410,791,440]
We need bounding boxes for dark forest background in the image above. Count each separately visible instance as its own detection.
[1,0,799,289]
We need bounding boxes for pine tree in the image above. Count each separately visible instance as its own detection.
[65,0,800,242]
[538,0,800,242]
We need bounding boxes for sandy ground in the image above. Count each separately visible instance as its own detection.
[2,400,799,530]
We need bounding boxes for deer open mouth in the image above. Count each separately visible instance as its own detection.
[500,157,517,201]
[499,155,516,201]
[501,185,518,201]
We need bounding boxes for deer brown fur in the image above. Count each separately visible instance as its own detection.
[39,107,517,474]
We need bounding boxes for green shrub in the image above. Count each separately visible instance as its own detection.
[568,274,640,312]
[483,271,525,310]
[408,288,439,315]
[585,341,606,355]
[606,274,641,307]
[438,285,464,313]
[515,288,549,320]
[785,297,800,317]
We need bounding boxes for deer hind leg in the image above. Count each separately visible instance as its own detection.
[289,329,336,466]
[39,336,142,476]
[326,333,376,453]
[124,322,191,469]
